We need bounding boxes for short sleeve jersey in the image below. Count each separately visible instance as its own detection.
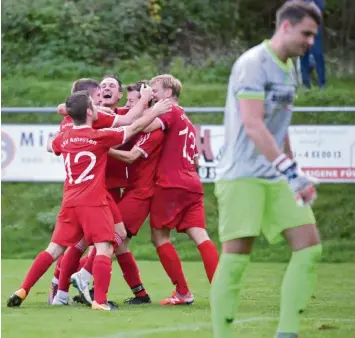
[52,126,126,207]
[126,130,164,198]
[216,40,297,181]
[59,111,117,132]
[105,107,130,189]
[156,105,203,194]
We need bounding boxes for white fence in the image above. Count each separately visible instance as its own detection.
[2,107,355,183]
[2,106,355,114]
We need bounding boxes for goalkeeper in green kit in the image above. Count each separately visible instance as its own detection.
[210,1,323,338]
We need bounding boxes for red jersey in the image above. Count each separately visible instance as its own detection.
[156,105,203,194]
[105,107,130,189]
[126,130,164,198]
[115,107,129,115]
[59,111,117,132]
[52,126,127,207]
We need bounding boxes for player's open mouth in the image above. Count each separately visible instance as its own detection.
[102,91,113,99]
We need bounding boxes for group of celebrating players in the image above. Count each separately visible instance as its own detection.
[7,1,325,337]
[7,74,219,311]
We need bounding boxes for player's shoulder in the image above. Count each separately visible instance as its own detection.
[147,128,165,141]
[233,42,267,71]
[97,110,116,117]
[60,116,74,130]
[152,128,165,137]
[169,104,185,116]
[53,130,65,142]
[96,126,125,134]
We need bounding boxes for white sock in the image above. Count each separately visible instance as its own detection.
[80,268,93,284]
[52,277,59,285]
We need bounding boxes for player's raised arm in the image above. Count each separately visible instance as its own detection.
[112,85,153,127]
[47,133,62,156]
[108,148,142,164]
[142,118,164,133]
[57,103,68,116]
[123,99,171,141]
[97,106,114,114]
[47,137,54,153]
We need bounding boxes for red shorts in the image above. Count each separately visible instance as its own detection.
[150,187,205,232]
[118,190,151,237]
[108,187,122,204]
[51,205,115,247]
[106,192,123,224]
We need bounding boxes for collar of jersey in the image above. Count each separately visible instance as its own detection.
[72,125,91,129]
[263,39,293,73]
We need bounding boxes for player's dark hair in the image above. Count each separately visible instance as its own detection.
[126,80,149,96]
[71,78,100,94]
[276,0,322,28]
[102,74,123,92]
[126,83,140,93]
[65,90,93,125]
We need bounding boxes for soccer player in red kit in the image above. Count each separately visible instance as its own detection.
[106,81,164,304]
[49,79,152,304]
[70,82,158,305]
[144,74,219,305]
[100,75,130,204]
[7,91,171,310]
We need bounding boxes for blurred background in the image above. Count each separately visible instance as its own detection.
[2,0,355,263]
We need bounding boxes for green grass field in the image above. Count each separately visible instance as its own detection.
[2,260,355,338]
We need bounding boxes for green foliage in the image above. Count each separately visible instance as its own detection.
[3,0,354,79]
[1,0,240,71]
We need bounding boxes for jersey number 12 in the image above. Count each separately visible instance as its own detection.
[64,151,96,184]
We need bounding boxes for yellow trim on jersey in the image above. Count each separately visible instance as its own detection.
[264,40,294,73]
[237,92,265,100]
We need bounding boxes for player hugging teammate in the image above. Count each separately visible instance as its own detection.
[7,74,219,311]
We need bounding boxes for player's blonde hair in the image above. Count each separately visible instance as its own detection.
[150,74,182,98]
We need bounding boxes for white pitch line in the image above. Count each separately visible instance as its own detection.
[102,317,355,338]
[104,317,272,338]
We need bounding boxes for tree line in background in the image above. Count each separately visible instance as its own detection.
[2,0,355,78]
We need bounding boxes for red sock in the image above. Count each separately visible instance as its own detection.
[21,251,54,294]
[198,240,219,283]
[116,252,147,297]
[77,255,88,272]
[156,243,189,295]
[82,247,97,274]
[93,255,112,304]
[53,255,63,280]
[58,246,84,292]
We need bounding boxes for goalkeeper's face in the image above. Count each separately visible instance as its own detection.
[284,16,318,57]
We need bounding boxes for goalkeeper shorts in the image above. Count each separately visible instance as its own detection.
[215,178,316,244]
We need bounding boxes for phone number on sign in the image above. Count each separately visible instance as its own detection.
[292,150,342,159]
